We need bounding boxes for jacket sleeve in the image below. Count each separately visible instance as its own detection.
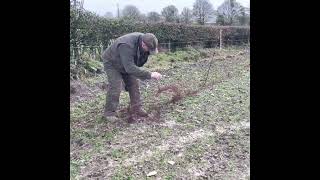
[119,44,152,80]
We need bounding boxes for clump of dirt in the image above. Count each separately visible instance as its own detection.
[157,85,183,103]
[70,81,91,103]
[70,80,104,104]
[119,84,202,123]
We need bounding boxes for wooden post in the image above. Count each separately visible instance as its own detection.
[100,43,103,55]
[78,46,81,58]
[219,29,223,50]
[93,47,96,60]
[168,41,171,52]
[72,47,75,60]
[74,47,77,65]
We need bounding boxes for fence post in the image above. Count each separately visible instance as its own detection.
[72,47,75,60]
[78,46,81,58]
[92,47,96,60]
[79,45,82,55]
[73,47,77,65]
[219,29,223,50]
[169,41,171,52]
[100,43,103,55]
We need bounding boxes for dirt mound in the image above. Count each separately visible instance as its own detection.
[70,80,105,104]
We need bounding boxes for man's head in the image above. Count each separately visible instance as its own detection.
[141,33,158,55]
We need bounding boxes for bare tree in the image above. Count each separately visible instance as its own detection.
[122,5,141,21]
[217,0,242,25]
[161,5,179,23]
[181,7,193,24]
[147,11,161,23]
[193,0,214,25]
[237,6,250,25]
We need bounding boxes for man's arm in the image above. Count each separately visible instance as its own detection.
[119,44,152,80]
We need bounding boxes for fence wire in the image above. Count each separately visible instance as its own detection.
[70,38,250,61]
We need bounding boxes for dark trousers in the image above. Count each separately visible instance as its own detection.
[104,61,142,114]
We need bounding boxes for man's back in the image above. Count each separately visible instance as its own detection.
[102,32,143,62]
[102,32,151,80]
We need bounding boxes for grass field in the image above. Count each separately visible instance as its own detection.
[70,47,250,179]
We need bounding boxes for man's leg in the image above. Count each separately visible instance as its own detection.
[122,74,148,117]
[104,62,122,119]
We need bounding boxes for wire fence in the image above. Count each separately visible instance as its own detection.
[158,38,249,52]
[70,37,249,62]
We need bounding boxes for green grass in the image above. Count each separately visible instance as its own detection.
[112,169,134,180]
[111,148,125,159]
[70,47,250,179]
[145,47,209,71]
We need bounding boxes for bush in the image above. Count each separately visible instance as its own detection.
[70,8,250,47]
[152,47,203,63]
[70,52,104,80]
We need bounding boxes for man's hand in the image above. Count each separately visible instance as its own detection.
[151,72,162,80]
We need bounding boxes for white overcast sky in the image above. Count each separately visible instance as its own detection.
[82,0,250,16]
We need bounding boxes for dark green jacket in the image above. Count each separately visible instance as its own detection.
[101,32,151,80]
